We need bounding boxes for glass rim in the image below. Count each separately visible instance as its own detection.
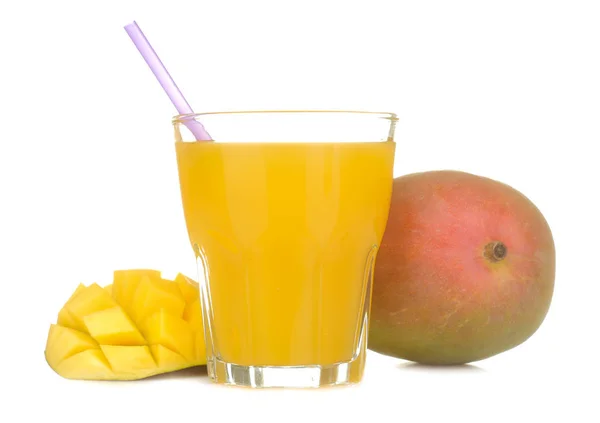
[172,109,398,125]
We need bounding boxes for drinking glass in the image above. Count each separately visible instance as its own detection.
[173,110,397,388]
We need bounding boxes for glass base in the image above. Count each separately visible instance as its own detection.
[206,355,365,388]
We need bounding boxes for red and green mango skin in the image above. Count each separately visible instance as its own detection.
[369,171,555,365]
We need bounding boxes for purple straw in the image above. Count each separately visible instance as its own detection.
[124,21,211,141]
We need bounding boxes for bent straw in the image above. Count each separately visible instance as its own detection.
[124,21,211,141]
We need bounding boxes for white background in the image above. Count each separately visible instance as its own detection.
[1,0,599,421]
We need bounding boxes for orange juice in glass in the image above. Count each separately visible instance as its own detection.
[173,111,397,388]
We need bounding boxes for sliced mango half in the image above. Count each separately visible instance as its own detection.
[45,269,206,381]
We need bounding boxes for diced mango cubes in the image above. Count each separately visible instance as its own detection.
[44,270,206,381]
[150,345,189,370]
[112,269,161,318]
[63,283,118,331]
[139,309,195,362]
[100,345,157,377]
[55,349,115,380]
[57,308,82,333]
[45,324,99,369]
[175,273,200,304]
[183,299,204,332]
[83,306,146,346]
[131,275,186,324]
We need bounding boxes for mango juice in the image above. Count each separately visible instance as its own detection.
[175,141,395,367]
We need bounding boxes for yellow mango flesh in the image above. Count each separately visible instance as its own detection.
[100,345,157,378]
[64,283,118,331]
[45,324,99,369]
[139,309,195,362]
[175,273,200,304]
[112,269,161,318]
[131,275,186,324]
[55,349,115,380]
[45,270,206,381]
[83,306,146,346]
[57,308,81,332]
[150,345,189,370]
[68,283,87,301]
[183,299,204,332]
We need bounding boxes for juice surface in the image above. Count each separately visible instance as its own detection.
[175,141,395,366]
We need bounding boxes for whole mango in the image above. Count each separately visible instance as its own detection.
[369,170,555,365]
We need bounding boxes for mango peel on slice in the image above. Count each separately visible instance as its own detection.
[44,269,206,381]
